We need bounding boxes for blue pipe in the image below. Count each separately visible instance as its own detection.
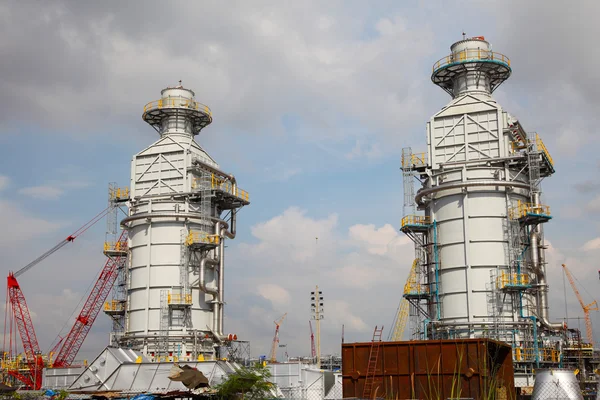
[433,220,441,321]
[528,316,539,367]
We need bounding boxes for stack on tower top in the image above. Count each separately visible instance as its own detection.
[142,83,213,136]
[431,36,512,98]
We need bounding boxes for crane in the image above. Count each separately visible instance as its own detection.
[269,313,287,363]
[309,320,316,360]
[4,206,111,389]
[389,258,419,341]
[52,230,128,367]
[562,263,598,346]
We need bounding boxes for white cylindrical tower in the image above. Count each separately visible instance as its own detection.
[401,37,563,378]
[119,84,249,361]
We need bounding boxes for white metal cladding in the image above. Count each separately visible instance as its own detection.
[427,93,534,332]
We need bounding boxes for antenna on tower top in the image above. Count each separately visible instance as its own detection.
[462,32,466,40]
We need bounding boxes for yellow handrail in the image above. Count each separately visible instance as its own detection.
[109,187,129,201]
[210,174,250,202]
[433,49,510,72]
[103,241,128,253]
[186,231,221,246]
[168,293,193,305]
[509,200,551,220]
[104,300,124,312]
[401,215,432,228]
[514,347,560,363]
[496,272,530,289]
[143,97,212,117]
[401,152,427,169]
[535,133,554,167]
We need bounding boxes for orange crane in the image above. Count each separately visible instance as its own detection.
[562,263,598,346]
[269,313,287,363]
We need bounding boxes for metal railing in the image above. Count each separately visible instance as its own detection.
[104,300,125,312]
[211,174,250,202]
[509,201,551,220]
[401,215,432,228]
[433,49,511,72]
[109,187,129,201]
[514,347,560,363]
[496,272,530,289]
[535,133,554,167]
[103,241,128,253]
[143,97,212,117]
[401,152,427,169]
[168,293,192,305]
[186,231,220,246]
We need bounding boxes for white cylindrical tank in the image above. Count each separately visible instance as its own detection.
[532,369,583,400]
[119,84,248,360]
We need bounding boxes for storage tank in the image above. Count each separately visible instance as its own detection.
[117,84,249,360]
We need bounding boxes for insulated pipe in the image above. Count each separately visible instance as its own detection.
[530,230,564,331]
[415,180,530,205]
[214,211,237,336]
[191,158,237,186]
[199,258,218,297]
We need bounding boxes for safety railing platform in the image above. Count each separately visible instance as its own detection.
[103,241,129,255]
[509,201,552,223]
[433,49,510,73]
[401,152,427,169]
[142,96,213,132]
[168,293,192,306]
[186,231,220,248]
[109,187,130,202]
[496,272,531,291]
[400,215,432,232]
[514,347,560,363]
[103,300,125,315]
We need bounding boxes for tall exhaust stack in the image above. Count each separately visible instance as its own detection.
[114,84,249,361]
[401,37,563,383]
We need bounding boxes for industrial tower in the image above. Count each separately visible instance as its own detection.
[401,37,562,385]
[111,84,249,361]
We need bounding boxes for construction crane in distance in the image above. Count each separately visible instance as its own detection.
[389,258,419,341]
[309,320,316,360]
[269,313,287,363]
[562,263,598,346]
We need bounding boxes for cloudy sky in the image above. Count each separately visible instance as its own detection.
[1,1,600,362]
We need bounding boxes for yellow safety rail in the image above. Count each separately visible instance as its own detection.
[168,293,193,305]
[404,258,421,295]
[535,133,554,167]
[109,187,129,201]
[186,231,220,246]
[401,215,432,228]
[514,347,560,363]
[210,174,250,202]
[103,241,128,253]
[496,271,530,289]
[509,200,551,220]
[401,152,427,169]
[104,300,125,312]
[143,97,212,117]
[433,49,510,72]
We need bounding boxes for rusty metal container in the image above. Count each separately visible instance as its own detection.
[342,338,514,399]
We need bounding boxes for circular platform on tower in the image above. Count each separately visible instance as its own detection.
[142,92,213,134]
[431,49,512,94]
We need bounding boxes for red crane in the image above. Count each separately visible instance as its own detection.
[4,207,110,389]
[309,320,316,359]
[52,230,128,367]
[269,313,287,363]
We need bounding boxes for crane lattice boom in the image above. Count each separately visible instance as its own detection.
[389,258,419,341]
[562,263,598,346]
[269,313,287,363]
[309,320,316,359]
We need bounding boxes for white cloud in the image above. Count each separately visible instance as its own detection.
[0,175,9,191]
[19,185,65,200]
[328,300,369,332]
[582,237,600,252]
[348,223,410,256]
[258,284,291,307]
[0,200,61,244]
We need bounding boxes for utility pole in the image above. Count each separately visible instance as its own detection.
[310,286,324,369]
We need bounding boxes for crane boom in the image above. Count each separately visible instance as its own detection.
[269,313,287,363]
[562,264,598,346]
[6,274,43,389]
[52,230,128,367]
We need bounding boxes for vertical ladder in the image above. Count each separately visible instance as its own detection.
[528,132,542,199]
[363,325,384,399]
[401,147,417,217]
[159,290,169,358]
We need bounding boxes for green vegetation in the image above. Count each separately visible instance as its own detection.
[215,363,273,400]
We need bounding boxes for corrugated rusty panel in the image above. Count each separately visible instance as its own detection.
[342,338,514,399]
